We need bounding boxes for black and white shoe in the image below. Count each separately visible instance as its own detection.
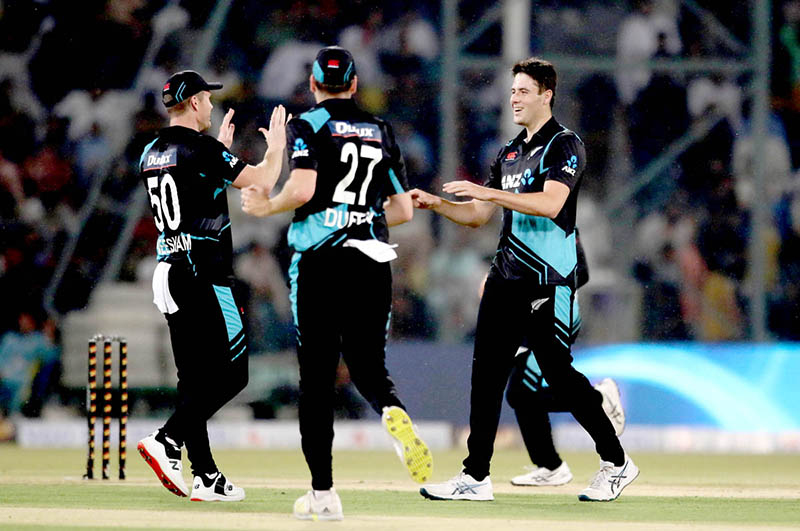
[190,471,245,502]
[137,429,188,497]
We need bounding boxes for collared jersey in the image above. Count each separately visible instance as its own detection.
[285,98,409,252]
[139,126,246,280]
[486,117,586,285]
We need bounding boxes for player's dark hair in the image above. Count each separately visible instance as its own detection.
[512,58,557,108]
[313,79,353,95]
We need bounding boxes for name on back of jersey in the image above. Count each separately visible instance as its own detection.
[324,207,375,228]
[143,149,177,171]
[157,233,192,256]
[329,121,382,142]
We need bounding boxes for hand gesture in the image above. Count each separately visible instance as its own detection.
[241,185,272,217]
[217,108,235,149]
[260,104,291,152]
[409,188,442,209]
[442,180,493,201]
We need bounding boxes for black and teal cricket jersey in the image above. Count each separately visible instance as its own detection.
[285,98,409,253]
[485,117,586,286]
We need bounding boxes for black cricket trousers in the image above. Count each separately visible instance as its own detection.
[462,274,623,480]
[160,264,249,476]
[290,247,405,490]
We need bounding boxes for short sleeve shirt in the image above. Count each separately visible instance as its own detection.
[485,117,586,285]
[139,126,246,280]
[284,98,409,252]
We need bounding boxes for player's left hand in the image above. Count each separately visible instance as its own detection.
[261,105,291,152]
[217,108,235,148]
[443,180,493,201]
[241,185,272,217]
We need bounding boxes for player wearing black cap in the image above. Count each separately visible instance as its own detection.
[136,70,290,501]
[412,58,639,502]
[241,47,432,521]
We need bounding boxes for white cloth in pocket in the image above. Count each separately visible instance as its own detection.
[342,239,398,263]
[152,261,179,314]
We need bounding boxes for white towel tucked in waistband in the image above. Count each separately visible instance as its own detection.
[152,261,179,314]
[342,239,398,263]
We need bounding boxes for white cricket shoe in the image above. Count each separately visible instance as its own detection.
[511,461,573,486]
[293,488,344,521]
[419,471,494,501]
[137,429,188,497]
[382,406,433,483]
[595,378,626,437]
[190,471,245,502]
[578,456,639,502]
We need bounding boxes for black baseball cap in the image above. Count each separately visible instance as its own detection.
[162,70,223,108]
[312,46,356,87]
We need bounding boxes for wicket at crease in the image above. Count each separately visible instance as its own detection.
[84,334,128,480]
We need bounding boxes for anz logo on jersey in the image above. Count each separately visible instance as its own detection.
[501,168,534,190]
[222,151,239,168]
[292,138,309,159]
[561,155,578,176]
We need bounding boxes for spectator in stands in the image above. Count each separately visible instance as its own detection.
[0,310,60,418]
[616,0,682,105]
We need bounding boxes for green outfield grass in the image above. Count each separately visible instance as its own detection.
[0,444,798,529]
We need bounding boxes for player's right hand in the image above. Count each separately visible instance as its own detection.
[409,188,441,209]
[261,105,291,152]
[241,185,272,217]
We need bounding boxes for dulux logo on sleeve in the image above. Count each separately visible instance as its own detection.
[143,149,177,170]
[292,138,309,159]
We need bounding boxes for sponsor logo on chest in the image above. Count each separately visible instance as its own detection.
[501,168,535,190]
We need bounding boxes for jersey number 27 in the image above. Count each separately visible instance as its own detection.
[147,174,181,232]
[332,142,382,206]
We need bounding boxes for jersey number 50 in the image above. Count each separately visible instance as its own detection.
[332,142,382,206]
[147,174,181,232]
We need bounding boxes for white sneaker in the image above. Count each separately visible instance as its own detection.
[511,461,573,486]
[190,472,245,502]
[382,406,433,483]
[293,488,344,521]
[137,429,188,497]
[578,456,639,501]
[419,471,494,501]
[595,378,626,437]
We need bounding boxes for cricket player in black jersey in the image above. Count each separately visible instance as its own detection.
[412,58,639,502]
[136,70,289,501]
[241,46,432,521]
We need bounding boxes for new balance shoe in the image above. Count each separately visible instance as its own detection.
[381,406,433,483]
[419,471,494,501]
[190,471,245,501]
[137,429,188,497]
[595,378,626,437]
[578,455,639,501]
[511,461,573,486]
[293,488,344,521]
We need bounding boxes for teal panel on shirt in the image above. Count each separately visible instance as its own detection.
[300,107,332,133]
[287,204,348,251]
[510,212,577,277]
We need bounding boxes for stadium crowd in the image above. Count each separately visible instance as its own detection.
[1,0,799,422]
